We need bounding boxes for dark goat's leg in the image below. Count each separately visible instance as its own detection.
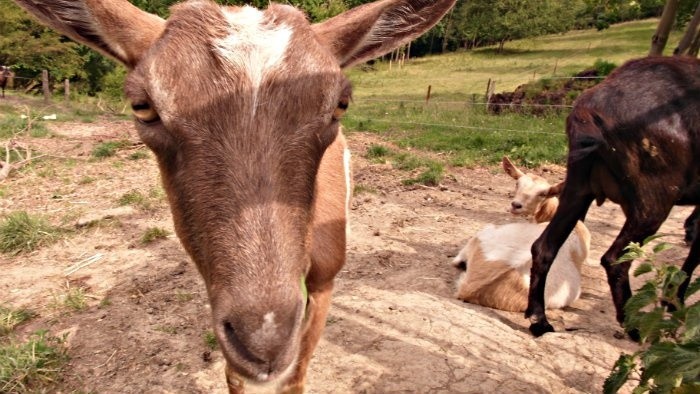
[528,194,593,336]
[601,214,666,335]
[679,216,700,303]
[685,206,700,245]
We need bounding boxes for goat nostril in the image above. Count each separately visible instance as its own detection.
[223,321,265,365]
[511,202,522,210]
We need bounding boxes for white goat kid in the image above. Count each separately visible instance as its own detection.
[452,157,590,312]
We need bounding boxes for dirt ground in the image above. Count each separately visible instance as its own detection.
[1,111,696,393]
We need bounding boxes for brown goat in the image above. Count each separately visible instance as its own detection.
[527,56,700,338]
[0,66,12,98]
[452,158,590,312]
[11,0,456,392]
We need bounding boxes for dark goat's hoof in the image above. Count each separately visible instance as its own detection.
[529,321,555,337]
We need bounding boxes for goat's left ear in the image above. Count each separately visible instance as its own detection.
[547,181,565,197]
[312,0,456,69]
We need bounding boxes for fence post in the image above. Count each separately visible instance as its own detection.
[42,69,50,104]
[425,85,432,104]
[484,78,495,103]
[64,79,70,103]
[552,59,558,75]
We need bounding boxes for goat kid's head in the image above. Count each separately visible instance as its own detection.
[13,0,456,384]
[502,156,563,217]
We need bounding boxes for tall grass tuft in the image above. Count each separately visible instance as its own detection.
[0,306,35,337]
[0,330,69,393]
[0,212,62,255]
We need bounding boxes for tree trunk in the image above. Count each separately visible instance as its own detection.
[441,7,454,54]
[674,2,700,56]
[689,28,700,56]
[649,0,680,56]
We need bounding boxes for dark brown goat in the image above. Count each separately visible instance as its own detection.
[0,66,12,98]
[527,56,700,338]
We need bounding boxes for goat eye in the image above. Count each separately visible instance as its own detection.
[332,98,349,121]
[131,102,160,124]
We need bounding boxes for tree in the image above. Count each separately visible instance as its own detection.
[674,1,700,55]
[448,0,580,53]
[649,0,680,55]
[0,0,86,82]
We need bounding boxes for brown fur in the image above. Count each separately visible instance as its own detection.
[11,0,457,391]
[456,240,529,312]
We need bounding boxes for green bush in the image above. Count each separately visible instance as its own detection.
[604,236,700,394]
[593,59,618,76]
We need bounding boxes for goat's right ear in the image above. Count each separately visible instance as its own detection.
[313,0,456,68]
[502,156,524,180]
[547,181,565,197]
[12,0,165,68]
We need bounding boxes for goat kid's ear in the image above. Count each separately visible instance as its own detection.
[502,156,524,180]
[12,0,165,68]
[547,181,565,197]
[312,0,456,69]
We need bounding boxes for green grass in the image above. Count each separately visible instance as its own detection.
[51,286,88,313]
[0,330,69,393]
[353,184,376,195]
[343,19,681,167]
[0,212,62,255]
[203,331,217,350]
[175,291,193,303]
[117,190,147,208]
[91,140,129,159]
[141,227,170,244]
[0,306,35,337]
[128,150,149,160]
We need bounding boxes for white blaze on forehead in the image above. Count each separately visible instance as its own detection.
[215,7,292,100]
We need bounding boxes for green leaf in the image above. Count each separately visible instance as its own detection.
[652,242,672,254]
[604,354,637,394]
[683,303,700,342]
[636,307,666,343]
[685,277,700,299]
[633,262,654,277]
[641,342,700,388]
[642,234,666,246]
[625,282,659,321]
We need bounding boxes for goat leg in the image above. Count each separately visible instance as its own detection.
[280,285,334,393]
[602,215,666,340]
[527,185,592,336]
[678,216,700,303]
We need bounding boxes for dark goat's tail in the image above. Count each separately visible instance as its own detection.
[566,108,608,164]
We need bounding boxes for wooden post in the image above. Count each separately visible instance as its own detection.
[42,70,50,104]
[425,85,432,104]
[552,59,558,75]
[484,78,495,103]
[64,79,70,103]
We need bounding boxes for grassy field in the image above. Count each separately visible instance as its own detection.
[343,19,682,167]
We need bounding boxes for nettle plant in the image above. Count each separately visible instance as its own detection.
[604,235,700,394]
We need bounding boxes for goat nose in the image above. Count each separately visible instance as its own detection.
[511,201,522,210]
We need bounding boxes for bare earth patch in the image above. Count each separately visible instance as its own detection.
[1,119,694,393]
